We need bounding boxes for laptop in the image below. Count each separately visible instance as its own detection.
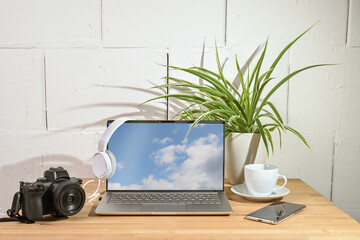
[95,120,233,215]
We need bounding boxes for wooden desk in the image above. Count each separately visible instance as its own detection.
[0,179,359,239]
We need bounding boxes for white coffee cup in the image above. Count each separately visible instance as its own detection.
[244,164,287,197]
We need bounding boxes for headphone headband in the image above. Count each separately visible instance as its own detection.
[98,117,132,152]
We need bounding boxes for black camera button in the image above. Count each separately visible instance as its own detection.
[35,183,44,189]
[37,177,46,182]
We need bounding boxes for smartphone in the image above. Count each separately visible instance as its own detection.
[246,202,306,224]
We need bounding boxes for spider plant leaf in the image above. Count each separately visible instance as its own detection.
[202,100,234,113]
[175,67,247,117]
[256,64,333,117]
[252,44,269,97]
[199,41,206,86]
[262,123,279,128]
[284,125,311,149]
[250,70,274,118]
[229,115,247,132]
[177,83,242,116]
[277,127,283,148]
[183,91,225,108]
[182,100,233,119]
[253,68,273,95]
[264,128,274,154]
[170,66,226,93]
[266,23,317,79]
[258,113,285,131]
[178,108,203,120]
[255,119,269,157]
[194,65,244,101]
[229,115,247,126]
[255,39,268,82]
[162,77,201,99]
[249,125,258,133]
[154,82,225,99]
[192,66,221,79]
[235,56,251,118]
[232,44,263,91]
[195,90,224,102]
[143,93,207,105]
[249,38,268,88]
[235,56,247,96]
[222,75,243,100]
[153,83,194,95]
[164,76,195,85]
[215,44,228,89]
[179,107,205,119]
[185,109,234,138]
[180,103,199,112]
[241,44,262,78]
[251,77,274,116]
[265,102,284,124]
[165,77,223,101]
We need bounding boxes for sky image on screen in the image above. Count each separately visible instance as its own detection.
[107,122,224,190]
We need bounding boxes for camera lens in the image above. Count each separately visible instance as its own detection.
[53,181,85,216]
[60,188,82,213]
[67,194,75,204]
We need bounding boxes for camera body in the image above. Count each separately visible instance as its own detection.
[20,167,85,221]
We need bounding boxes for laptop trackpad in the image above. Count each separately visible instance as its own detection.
[143,203,186,212]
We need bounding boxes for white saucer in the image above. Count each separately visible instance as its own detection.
[231,184,290,202]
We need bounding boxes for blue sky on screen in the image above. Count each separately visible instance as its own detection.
[107,122,224,190]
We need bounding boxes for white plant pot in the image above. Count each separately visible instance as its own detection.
[225,133,266,185]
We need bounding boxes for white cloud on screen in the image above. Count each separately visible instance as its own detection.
[108,175,174,190]
[171,126,180,134]
[152,137,173,144]
[117,162,124,170]
[152,144,185,165]
[108,134,223,190]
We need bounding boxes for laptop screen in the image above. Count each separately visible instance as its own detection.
[107,121,224,191]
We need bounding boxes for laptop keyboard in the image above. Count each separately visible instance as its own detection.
[108,192,221,205]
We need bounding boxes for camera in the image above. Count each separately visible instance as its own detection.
[18,167,85,221]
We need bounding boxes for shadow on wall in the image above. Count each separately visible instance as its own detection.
[0,155,91,213]
[48,102,167,132]
[48,84,175,132]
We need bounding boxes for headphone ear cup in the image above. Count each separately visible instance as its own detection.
[92,152,113,179]
[105,150,116,178]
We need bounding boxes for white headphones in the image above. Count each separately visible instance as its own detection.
[92,117,131,179]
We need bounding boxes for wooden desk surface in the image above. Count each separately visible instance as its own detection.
[0,179,359,240]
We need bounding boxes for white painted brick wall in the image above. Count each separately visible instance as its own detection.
[0,0,100,48]
[290,0,348,45]
[0,0,359,222]
[287,44,345,131]
[102,0,226,47]
[332,48,360,222]
[45,48,167,132]
[347,0,360,47]
[227,0,296,44]
[0,49,45,131]
[333,130,360,221]
[340,48,360,130]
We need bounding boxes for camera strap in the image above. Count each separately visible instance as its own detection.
[0,192,34,224]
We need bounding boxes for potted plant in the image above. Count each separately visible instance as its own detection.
[145,26,330,185]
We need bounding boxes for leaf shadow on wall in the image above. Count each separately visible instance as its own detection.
[48,84,187,132]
